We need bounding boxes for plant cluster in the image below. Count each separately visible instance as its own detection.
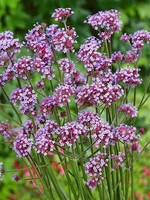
[0,8,150,200]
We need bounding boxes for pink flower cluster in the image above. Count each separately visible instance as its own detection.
[33,57,54,79]
[34,120,58,155]
[76,78,123,107]
[113,124,139,144]
[84,152,108,189]
[58,58,75,74]
[12,56,33,79]
[118,103,138,118]
[56,121,87,146]
[85,10,121,32]
[115,67,141,87]
[51,27,77,53]
[10,86,37,115]
[121,30,150,51]
[22,120,34,135]
[78,110,113,147]
[52,8,74,21]
[111,51,123,63]
[131,30,150,50]
[0,122,11,139]
[77,36,112,74]
[0,31,22,56]
[39,84,74,115]
[13,134,33,157]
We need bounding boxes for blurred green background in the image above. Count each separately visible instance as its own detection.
[0,0,150,199]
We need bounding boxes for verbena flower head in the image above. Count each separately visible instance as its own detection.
[51,8,74,21]
[13,134,33,157]
[115,67,142,87]
[0,31,22,54]
[12,56,33,80]
[56,121,87,146]
[22,120,35,135]
[53,84,75,107]
[0,122,11,139]
[124,50,139,63]
[118,103,138,118]
[111,51,123,63]
[85,10,121,33]
[114,124,140,145]
[33,57,54,80]
[39,96,55,115]
[35,128,55,156]
[84,152,108,189]
[25,23,46,51]
[64,70,86,86]
[120,33,131,42]
[35,120,58,153]
[131,30,150,50]
[58,58,76,74]
[51,27,77,53]
[10,86,37,115]
[78,110,113,147]
[76,79,123,107]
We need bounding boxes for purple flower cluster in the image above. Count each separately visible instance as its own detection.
[10,86,37,115]
[52,27,77,53]
[85,10,121,32]
[22,120,34,135]
[39,96,54,115]
[56,121,87,146]
[84,152,108,189]
[121,30,150,51]
[78,110,113,147]
[33,57,54,79]
[76,77,123,107]
[111,51,123,63]
[77,36,112,74]
[25,23,53,66]
[113,124,139,144]
[58,58,75,74]
[131,30,150,50]
[124,50,139,63]
[13,134,33,157]
[39,84,74,115]
[115,67,141,87]
[12,56,33,79]
[52,8,74,21]
[85,10,121,42]
[118,103,138,118]
[53,84,75,107]
[34,120,58,155]
[0,31,22,58]
[85,152,125,189]
[0,122,11,139]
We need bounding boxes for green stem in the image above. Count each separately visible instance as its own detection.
[66,103,72,121]
[44,156,69,200]
[131,153,134,200]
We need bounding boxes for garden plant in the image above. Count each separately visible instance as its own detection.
[0,8,150,200]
